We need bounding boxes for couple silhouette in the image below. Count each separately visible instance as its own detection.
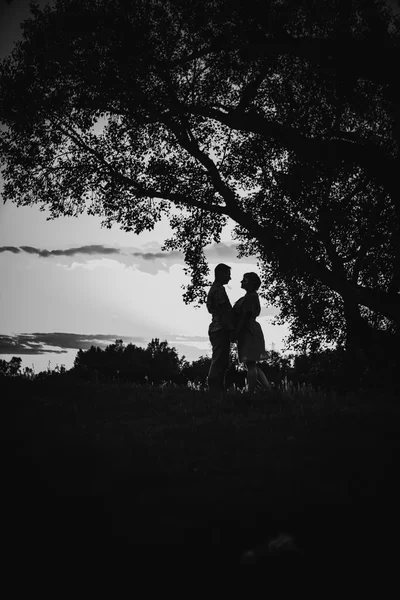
[206,263,270,393]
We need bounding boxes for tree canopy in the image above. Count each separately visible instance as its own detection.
[0,0,399,352]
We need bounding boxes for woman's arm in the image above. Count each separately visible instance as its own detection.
[231,293,259,340]
[232,310,252,340]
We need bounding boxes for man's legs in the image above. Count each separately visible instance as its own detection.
[207,330,230,392]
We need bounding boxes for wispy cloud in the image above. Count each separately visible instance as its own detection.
[0,332,147,355]
[166,334,209,343]
[0,246,22,254]
[131,250,182,260]
[130,240,257,275]
[0,334,68,355]
[129,243,245,262]
[0,242,255,260]
[0,244,121,257]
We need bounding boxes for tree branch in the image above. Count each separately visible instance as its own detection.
[188,104,398,199]
[351,242,372,285]
[163,114,239,211]
[236,61,271,112]
[171,35,399,88]
[53,119,229,215]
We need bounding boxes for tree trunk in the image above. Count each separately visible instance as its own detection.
[342,293,399,389]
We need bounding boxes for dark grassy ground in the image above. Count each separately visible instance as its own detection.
[2,377,400,568]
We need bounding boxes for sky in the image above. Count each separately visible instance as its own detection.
[0,0,291,373]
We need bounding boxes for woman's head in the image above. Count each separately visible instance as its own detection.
[241,272,261,292]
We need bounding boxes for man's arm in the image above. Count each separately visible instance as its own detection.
[208,286,233,328]
[219,302,234,329]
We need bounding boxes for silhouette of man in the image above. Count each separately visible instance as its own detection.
[206,263,233,392]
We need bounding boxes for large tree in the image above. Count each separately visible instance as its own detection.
[0,0,399,353]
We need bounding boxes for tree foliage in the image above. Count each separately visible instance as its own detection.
[73,337,184,383]
[0,356,22,377]
[1,0,399,352]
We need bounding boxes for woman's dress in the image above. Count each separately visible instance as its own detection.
[232,292,266,363]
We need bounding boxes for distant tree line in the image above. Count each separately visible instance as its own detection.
[2,337,396,394]
[72,338,186,385]
[0,356,66,380]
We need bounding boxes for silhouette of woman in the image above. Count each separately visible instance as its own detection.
[231,272,270,393]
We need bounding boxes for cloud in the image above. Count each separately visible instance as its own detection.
[0,332,148,355]
[0,334,68,355]
[129,241,258,274]
[166,334,209,343]
[131,250,182,260]
[0,246,21,254]
[0,241,255,261]
[0,244,123,257]
[131,242,256,261]
[205,242,243,261]
[19,244,122,257]
[0,241,258,276]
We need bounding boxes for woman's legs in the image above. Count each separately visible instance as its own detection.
[256,366,271,390]
[245,361,258,392]
[245,362,270,392]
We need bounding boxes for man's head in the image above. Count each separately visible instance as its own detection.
[214,263,231,285]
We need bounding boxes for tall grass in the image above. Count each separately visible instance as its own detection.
[3,374,400,565]
[4,374,398,446]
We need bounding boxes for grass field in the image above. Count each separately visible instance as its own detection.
[2,376,400,568]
